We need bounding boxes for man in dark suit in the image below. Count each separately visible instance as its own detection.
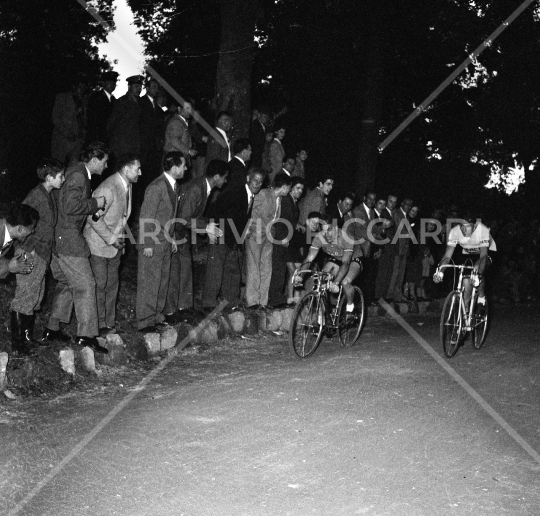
[86,71,118,144]
[250,107,269,168]
[165,160,228,322]
[202,170,264,311]
[10,160,64,353]
[328,192,355,229]
[387,198,413,301]
[205,111,233,168]
[348,191,377,303]
[43,142,108,354]
[227,138,252,191]
[374,194,398,301]
[107,75,143,167]
[136,152,186,332]
[1,204,39,354]
[84,154,140,336]
[138,77,165,188]
[268,176,304,308]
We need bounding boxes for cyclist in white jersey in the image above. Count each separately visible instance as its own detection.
[433,211,496,311]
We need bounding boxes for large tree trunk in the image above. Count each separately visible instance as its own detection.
[214,0,260,139]
[355,0,385,198]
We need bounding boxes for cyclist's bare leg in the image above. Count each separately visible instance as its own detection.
[342,262,361,307]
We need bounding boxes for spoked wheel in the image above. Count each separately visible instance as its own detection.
[472,299,489,349]
[290,293,325,358]
[440,291,464,358]
[338,286,365,347]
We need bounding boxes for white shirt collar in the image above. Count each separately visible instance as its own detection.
[147,95,155,107]
[363,203,371,213]
[245,183,253,202]
[273,137,282,144]
[374,209,381,217]
[84,165,91,180]
[216,127,229,144]
[401,207,407,216]
[163,172,176,190]
[282,168,290,176]
[206,178,212,197]
[235,156,245,166]
[179,115,188,125]
[338,205,344,218]
[103,90,112,101]
[3,226,12,247]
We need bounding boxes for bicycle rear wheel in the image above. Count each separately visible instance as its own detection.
[290,293,325,358]
[472,299,489,349]
[338,286,365,347]
[440,291,464,358]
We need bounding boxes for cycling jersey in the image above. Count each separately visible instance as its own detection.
[447,222,497,255]
[311,228,363,260]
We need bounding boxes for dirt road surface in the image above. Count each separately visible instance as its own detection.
[2,303,540,515]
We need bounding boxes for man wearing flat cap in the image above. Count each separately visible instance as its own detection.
[107,75,143,167]
[86,70,118,145]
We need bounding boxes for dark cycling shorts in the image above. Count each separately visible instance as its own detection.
[453,250,492,274]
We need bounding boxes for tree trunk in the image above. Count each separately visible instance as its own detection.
[214,0,260,139]
[355,0,385,198]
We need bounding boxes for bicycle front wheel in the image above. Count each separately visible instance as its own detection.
[472,299,489,349]
[440,291,464,358]
[290,293,325,358]
[338,286,365,347]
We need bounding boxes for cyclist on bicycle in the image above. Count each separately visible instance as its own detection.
[294,215,362,314]
[433,210,496,312]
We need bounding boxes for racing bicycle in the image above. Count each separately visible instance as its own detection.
[289,270,365,358]
[437,263,490,358]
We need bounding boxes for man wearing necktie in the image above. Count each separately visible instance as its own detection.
[245,172,292,309]
[136,152,186,333]
[139,77,165,189]
[84,154,141,336]
[164,160,227,322]
[202,170,264,311]
[349,191,378,304]
[205,111,233,168]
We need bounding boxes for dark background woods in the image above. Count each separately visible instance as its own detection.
[2,0,540,218]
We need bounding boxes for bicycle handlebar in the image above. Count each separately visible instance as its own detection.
[437,264,475,271]
[292,269,333,284]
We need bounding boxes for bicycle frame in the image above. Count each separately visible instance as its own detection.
[292,269,344,328]
[438,263,480,331]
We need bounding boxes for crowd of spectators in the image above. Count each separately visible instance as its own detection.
[2,70,535,358]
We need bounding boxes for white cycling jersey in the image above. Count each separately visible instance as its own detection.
[447,222,497,255]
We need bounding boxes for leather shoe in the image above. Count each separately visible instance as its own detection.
[271,302,293,309]
[99,326,115,337]
[164,312,181,324]
[42,328,71,342]
[75,336,109,354]
[154,322,170,330]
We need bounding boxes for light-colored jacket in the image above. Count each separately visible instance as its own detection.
[248,188,281,241]
[84,173,131,258]
[163,114,192,156]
